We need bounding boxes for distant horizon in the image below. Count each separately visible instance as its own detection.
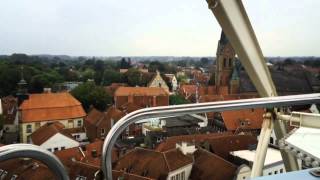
[1,53,320,59]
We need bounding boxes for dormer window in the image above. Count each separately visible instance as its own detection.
[101,128,105,136]
[26,124,32,133]
[75,175,87,180]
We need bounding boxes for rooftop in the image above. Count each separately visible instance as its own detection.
[19,92,86,123]
[231,147,283,166]
[115,87,169,96]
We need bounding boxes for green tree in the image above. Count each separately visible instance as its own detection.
[169,95,190,105]
[88,86,112,111]
[71,82,112,111]
[102,69,122,86]
[0,64,20,96]
[30,74,51,93]
[200,57,210,67]
[126,69,143,86]
[120,58,131,69]
[177,75,188,84]
[148,61,165,72]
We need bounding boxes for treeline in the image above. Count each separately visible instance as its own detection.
[0,54,211,98]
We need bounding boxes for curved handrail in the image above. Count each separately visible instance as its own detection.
[0,144,69,180]
[102,93,320,180]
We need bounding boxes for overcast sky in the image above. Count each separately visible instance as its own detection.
[0,0,319,57]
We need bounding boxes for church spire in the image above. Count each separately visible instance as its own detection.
[17,66,29,105]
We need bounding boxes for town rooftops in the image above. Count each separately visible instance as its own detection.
[221,108,265,131]
[231,147,283,167]
[191,148,238,180]
[156,132,232,152]
[55,140,105,167]
[113,170,156,180]
[30,122,69,145]
[1,95,17,124]
[114,147,193,180]
[19,92,86,123]
[115,87,169,96]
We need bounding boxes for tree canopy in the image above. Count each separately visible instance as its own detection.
[71,82,112,111]
[169,94,190,105]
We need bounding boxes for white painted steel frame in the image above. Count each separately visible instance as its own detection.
[205,0,299,176]
[0,144,69,180]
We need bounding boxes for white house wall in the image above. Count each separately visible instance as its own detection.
[167,164,193,180]
[39,133,79,152]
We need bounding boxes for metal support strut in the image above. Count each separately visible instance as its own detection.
[206,0,299,176]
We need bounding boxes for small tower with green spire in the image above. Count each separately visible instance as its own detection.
[16,66,29,105]
[229,60,240,94]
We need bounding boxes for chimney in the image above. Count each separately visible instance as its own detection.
[128,95,133,103]
[43,88,51,93]
[91,149,97,158]
[176,142,196,155]
[152,96,157,107]
[81,145,86,151]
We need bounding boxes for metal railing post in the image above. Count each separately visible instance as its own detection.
[0,144,69,180]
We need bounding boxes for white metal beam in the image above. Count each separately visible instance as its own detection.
[206,0,299,177]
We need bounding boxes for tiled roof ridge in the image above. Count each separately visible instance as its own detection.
[197,148,236,167]
[113,170,155,180]
[20,104,82,110]
[72,160,101,169]
[147,73,158,87]
[19,92,82,109]
[161,149,171,172]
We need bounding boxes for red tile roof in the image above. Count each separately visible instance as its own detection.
[55,140,104,167]
[114,148,193,180]
[180,85,197,95]
[115,87,169,97]
[221,108,265,131]
[19,93,86,123]
[191,148,238,180]
[206,135,258,159]
[30,122,71,145]
[113,170,156,180]
[156,132,232,152]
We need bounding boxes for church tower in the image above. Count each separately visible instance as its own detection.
[16,66,29,105]
[215,31,236,88]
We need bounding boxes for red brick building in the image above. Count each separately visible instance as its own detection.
[114,87,169,108]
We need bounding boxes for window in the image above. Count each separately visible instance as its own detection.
[171,176,176,180]
[101,128,105,136]
[26,124,32,133]
[242,176,246,180]
[274,170,278,174]
[75,175,87,180]
[35,122,41,129]
[54,147,59,152]
[73,134,80,140]
[223,58,227,67]
[68,120,74,128]
[268,172,272,175]
[181,171,185,180]
[270,137,274,145]
[280,169,283,173]
[229,58,232,67]
[61,147,66,150]
[77,120,82,127]
[47,148,52,152]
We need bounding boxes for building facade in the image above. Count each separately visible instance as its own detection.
[19,92,86,143]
